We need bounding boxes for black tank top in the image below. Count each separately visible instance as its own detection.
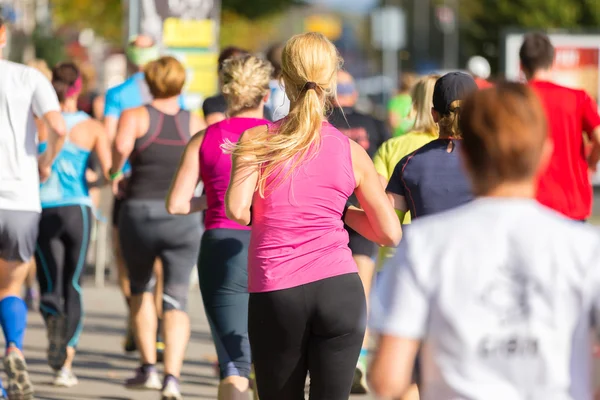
[126,105,191,200]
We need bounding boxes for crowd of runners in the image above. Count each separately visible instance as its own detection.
[0,13,600,400]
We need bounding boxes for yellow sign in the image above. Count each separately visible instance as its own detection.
[172,51,219,96]
[304,15,343,41]
[163,18,216,48]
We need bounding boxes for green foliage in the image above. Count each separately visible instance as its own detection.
[33,26,67,66]
[51,0,123,44]
[458,0,600,71]
[222,0,301,19]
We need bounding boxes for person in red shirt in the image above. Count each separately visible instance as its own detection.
[520,32,600,221]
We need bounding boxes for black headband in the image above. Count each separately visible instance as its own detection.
[302,81,318,92]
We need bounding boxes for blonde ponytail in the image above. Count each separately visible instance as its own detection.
[222,32,342,197]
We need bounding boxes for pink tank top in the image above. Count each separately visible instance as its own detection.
[200,117,270,231]
[249,121,357,293]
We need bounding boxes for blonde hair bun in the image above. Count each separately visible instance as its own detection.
[221,55,273,115]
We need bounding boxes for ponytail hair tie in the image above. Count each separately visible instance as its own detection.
[302,81,318,92]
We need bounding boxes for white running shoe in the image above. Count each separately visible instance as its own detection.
[53,368,78,388]
[161,376,182,400]
[125,366,162,390]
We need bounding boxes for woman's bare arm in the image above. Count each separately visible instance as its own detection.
[368,335,420,398]
[110,109,140,176]
[225,126,263,226]
[345,141,402,247]
[166,130,207,215]
[90,119,112,181]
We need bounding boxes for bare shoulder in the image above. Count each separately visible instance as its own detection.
[240,124,270,142]
[349,139,371,163]
[121,106,147,120]
[81,118,104,133]
[189,128,207,149]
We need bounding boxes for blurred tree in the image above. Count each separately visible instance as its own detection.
[50,0,300,44]
[457,0,600,72]
[51,0,122,44]
[222,0,301,19]
[33,26,67,66]
[220,10,284,51]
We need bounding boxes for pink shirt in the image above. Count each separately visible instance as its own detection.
[249,121,357,292]
[200,117,270,231]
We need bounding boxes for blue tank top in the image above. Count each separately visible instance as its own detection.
[39,111,94,209]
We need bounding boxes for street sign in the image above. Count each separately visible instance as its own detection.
[371,6,406,51]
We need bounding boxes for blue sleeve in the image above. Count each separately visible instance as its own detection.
[386,157,407,197]
[178,94,187,110]
[104,87,121,119]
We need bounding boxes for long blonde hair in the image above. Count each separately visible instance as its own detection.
[221,55,272,116]
[223,32,342,197]
[410,74,440,136]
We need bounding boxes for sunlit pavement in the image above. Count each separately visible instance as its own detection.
[7,285,373,400]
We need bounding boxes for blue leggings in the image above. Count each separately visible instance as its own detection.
[198,228,251,379]
[35,205,92,348]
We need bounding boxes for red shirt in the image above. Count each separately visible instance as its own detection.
[530,80,600,220]
[474,77,493,89]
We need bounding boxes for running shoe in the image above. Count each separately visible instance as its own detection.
[125,366,161,390]
[123,326,137,353]
[156,340,165,363]
[160,376,182,400]
[3,345,34,400]
[351,363,368,394]
[53,368,78,387]
[46,315,67,370]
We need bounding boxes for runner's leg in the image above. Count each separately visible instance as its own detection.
[24,258,37,311]
[199,229,251,400]
[159,211,200,398]
[59,205,92,387]
[35,208,68,372]
[119,201,161,390]
[0,209,39,399]
[308,274,366,400]
[248,285,309,400]
[345,226,377,394]
[112,198,136,353]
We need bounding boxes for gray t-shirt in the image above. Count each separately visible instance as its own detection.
[0,60,60,212]
[371,198,600,400]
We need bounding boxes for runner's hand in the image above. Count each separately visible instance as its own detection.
[112,175,128,199]
[38,152,52,183]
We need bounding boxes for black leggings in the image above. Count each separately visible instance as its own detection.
[35,205,92,348]
[249,273,366,400]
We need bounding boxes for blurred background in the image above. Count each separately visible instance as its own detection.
[2,0,600,282]
[2,0,599,119]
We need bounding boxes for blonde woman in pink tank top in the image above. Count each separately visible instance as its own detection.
[224,32,402,400]
[166,55,272,400]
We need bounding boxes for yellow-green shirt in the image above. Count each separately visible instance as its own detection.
[373,131,437,266]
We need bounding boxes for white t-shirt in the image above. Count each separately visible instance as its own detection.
[0,60,61,212]
[371,198,600,400]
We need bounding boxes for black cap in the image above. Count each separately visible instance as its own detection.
[433,72,478,115]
